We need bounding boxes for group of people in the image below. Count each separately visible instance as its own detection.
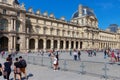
[0,55,27,80]
[73,50,81,61]
[49,50,59,71]
[104,49,120,62]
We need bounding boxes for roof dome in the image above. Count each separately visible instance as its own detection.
[72,6,96,19]
[14,0,19,5]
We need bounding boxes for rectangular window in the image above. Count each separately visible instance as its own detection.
[3,9,6,14]
[17,12,20,17]
[2,0,7,3]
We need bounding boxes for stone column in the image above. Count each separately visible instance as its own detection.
[51,39,53,49]
[10,19,14,31]
[69,40,71,50]
[21,19,26,32]
[35,38,38,52]
[26,37,29,52]
[27,27,29,33]
[14,20,16,31]
[13,36,16,51]
[82,41,87,50]
[8,36,13,53]
[43,39,46,50]
[63,40,66,50]
[20,35,26,52]
[57,40,60,50]
[74,41,76,49]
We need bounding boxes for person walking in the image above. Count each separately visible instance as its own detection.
[19,56,27,79]
[78,50,81,60]
[7,54,12,65]
[73,49,77,61]
[104,50,107,59]
[14,58,21,80]
[111,51,115,63]
[3,58,12,80]
[53,55,59,71]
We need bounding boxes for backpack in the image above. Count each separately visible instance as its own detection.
[20,60,27,68]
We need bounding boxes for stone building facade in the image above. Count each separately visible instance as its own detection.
[0,0,120,52]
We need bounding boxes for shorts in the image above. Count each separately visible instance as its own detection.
[20,68,26,73]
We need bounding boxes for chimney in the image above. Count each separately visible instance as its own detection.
[78,4,83,17]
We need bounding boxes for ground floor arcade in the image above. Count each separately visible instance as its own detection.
[0,35,119,52]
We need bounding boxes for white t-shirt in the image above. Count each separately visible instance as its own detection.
[53,57,57,64]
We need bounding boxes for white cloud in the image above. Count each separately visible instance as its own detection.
[97,2,114,9]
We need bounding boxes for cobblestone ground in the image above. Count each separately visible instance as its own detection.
[0,51,120,80]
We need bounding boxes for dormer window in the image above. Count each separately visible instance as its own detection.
[2,0,7,3]
[3,9,6,14]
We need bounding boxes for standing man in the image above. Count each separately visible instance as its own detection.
[73,49,77,61]
[78,50,81,60]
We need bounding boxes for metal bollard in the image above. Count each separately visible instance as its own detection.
[79,62,86,74]
[102,63,109,80]
[28,56,31,64]
[63,60,67,71]
[41,55,44,66]
[50,58,53,68]
[33,56,36,65]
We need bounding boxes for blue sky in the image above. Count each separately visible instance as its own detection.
[19,0,120,30]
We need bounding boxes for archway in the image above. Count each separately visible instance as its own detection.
[71,41,74,49]
[66,41,69,49]
[53,40,57,49]
[38,39,43,49]
[0,36,8,51]
[29,39,35,49]
[80,42,83,49]
[76,41,78,49]
[46,40,51,49]
[16,37,20,51]
[60,40,63,49]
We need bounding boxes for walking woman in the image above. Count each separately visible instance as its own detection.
[3,58,12,80]
[14,58,21,80]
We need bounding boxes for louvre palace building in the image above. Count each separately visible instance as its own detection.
[0,0,120,52]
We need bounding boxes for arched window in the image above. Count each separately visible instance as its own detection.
[29,39,35,49]
[0,18,8,31]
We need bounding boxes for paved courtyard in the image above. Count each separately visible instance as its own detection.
[0,51,120,80]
